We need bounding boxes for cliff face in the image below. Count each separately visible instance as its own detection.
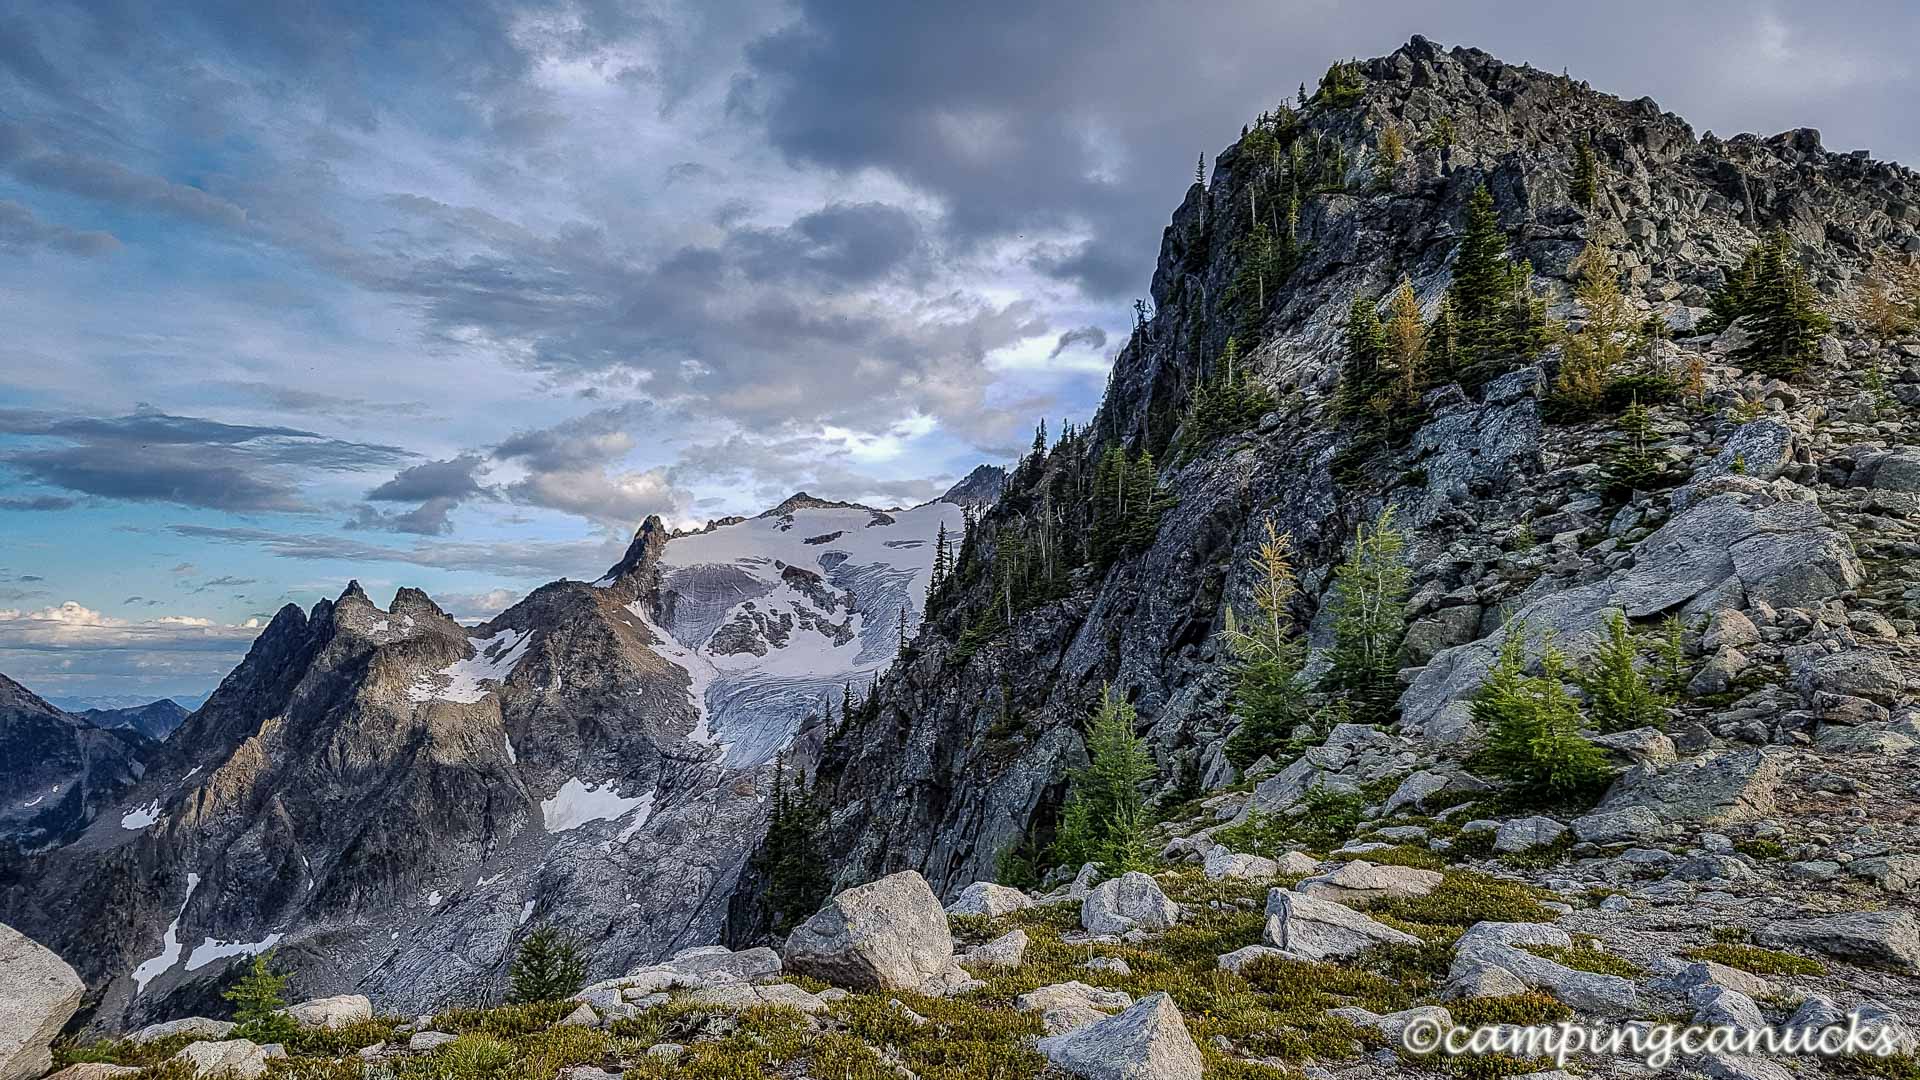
[805,37,1920,907]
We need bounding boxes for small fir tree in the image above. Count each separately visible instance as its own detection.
[1056,685,1156,871]
[1602,396,1667,496]
[508,925,588,1004]
[1732,232,1829,380]
[1577,610,1669,731]
[1570,141,1599,209]
[1552,244,1637,415]
[224,952,298,1042]
[1322,508,1412,726]
[1474,630,1612,804]
[1337,293,1388,418]
[755,757,832,934]
[1221,519,1309,766]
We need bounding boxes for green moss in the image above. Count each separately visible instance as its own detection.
[1682,942,1826,976]
[1354,844,1447,870]
[284,1018,399,1055]
[1367,871,1556,927]
[55,1035,199,1069]
[1522,942,1643,978]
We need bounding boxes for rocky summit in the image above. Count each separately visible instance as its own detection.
[4,34,1920,1080]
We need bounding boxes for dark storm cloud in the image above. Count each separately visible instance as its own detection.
[728,202,924,285]
[0,200,119,257]
[1048,325,1108,360]
[0,407,411,512]
[743,2,1920,302]
[365,454,488,503]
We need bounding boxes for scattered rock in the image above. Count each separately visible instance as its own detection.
[1081,872,1180,936]
[1016,981,1135,1036]
[1294,860,1442,903]
[408,1032,457,1052]
[1755,910,1920,972]
[962,929,1028,970]
[1036,992,1204,1080]
[129,1017,237,1044]
[946,882,1033,918]
[782,871,959,991]
[1493,816,1568,853]
[172,1041,284,1080]
[1202,845,1279,880]
[1263,890,1419,961]
[279,994,373,1030]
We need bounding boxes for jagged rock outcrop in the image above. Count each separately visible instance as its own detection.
[0,674,148,855]
[805,35,1920,925]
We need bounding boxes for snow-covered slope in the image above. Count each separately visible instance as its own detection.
[644,498,962,767]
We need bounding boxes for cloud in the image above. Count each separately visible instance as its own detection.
[668,432,956,509]
[0,406,411,512]
[0,494,78,511]
[491,405,692,528]
[0,122,250,229]
[169,524,626,581]
[1048,325,1108,359]
[349,454,493,535]
[0,199,119,257]
[0,601,261,652]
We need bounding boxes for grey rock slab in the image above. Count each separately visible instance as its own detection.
[782,871,957,991]
[0,923,84,1080]
[1754,910,1920,972]
[1293,860,1442,904]
[1493,816,1568,853]
[1262,890,1419,961]
[1036,992,1204,1080]
[280,994,372,1030]
[130,1017,237,1045]
[172,1041,283,1080]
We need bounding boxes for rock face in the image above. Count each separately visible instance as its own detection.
[781,871,957,991]
[0,922,85,1080]
[1293,861,1441,904]
[802,34,1920,922]
[1037,992,1204,1080]
[0,674,147,855]
[1755,911,1920,972]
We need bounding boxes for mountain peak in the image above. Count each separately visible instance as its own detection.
[937,465,1006,510]
[602,513,672,583]
[760,492,875,517]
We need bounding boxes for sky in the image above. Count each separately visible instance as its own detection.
[1,1,1916,707]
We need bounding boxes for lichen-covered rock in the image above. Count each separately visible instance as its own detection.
[1492,816,1568,853]
[1597,749,1786,826]
[1037,992,1204,1080]
[0,923,84,1080]
[1016,981,1135,1036]
[961,929,1028,970]
[172,1041,284,1080]
[130,1018,238,1044]
[782,871,957,991]
[1201,846,1279,881]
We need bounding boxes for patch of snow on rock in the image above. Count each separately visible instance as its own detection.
[541,778,655,833]
[121,801,162,829]
[408,626,533,704]
[185,932,284,972]
[132,872,199,993]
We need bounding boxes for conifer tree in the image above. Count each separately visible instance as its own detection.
[1338,293,1388,418]
[1553,244,1636,414]
[1425,295,1459,386]
[1734,232,1830,380]
[1446,185,1545,384]
[1603,396,1666,496]
[1222,519,1309,765]
[1075,684,1156,868]
[507,926,588,1004]
[1474,630,1612,803]
[224,952,297,1042]
[1123,451,1164,550]
[755,758,831,934]
[1577,610,1669,731]
[1322,508,1411,725]
[1570,141,1599,209]
[1383,278,1427,409]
